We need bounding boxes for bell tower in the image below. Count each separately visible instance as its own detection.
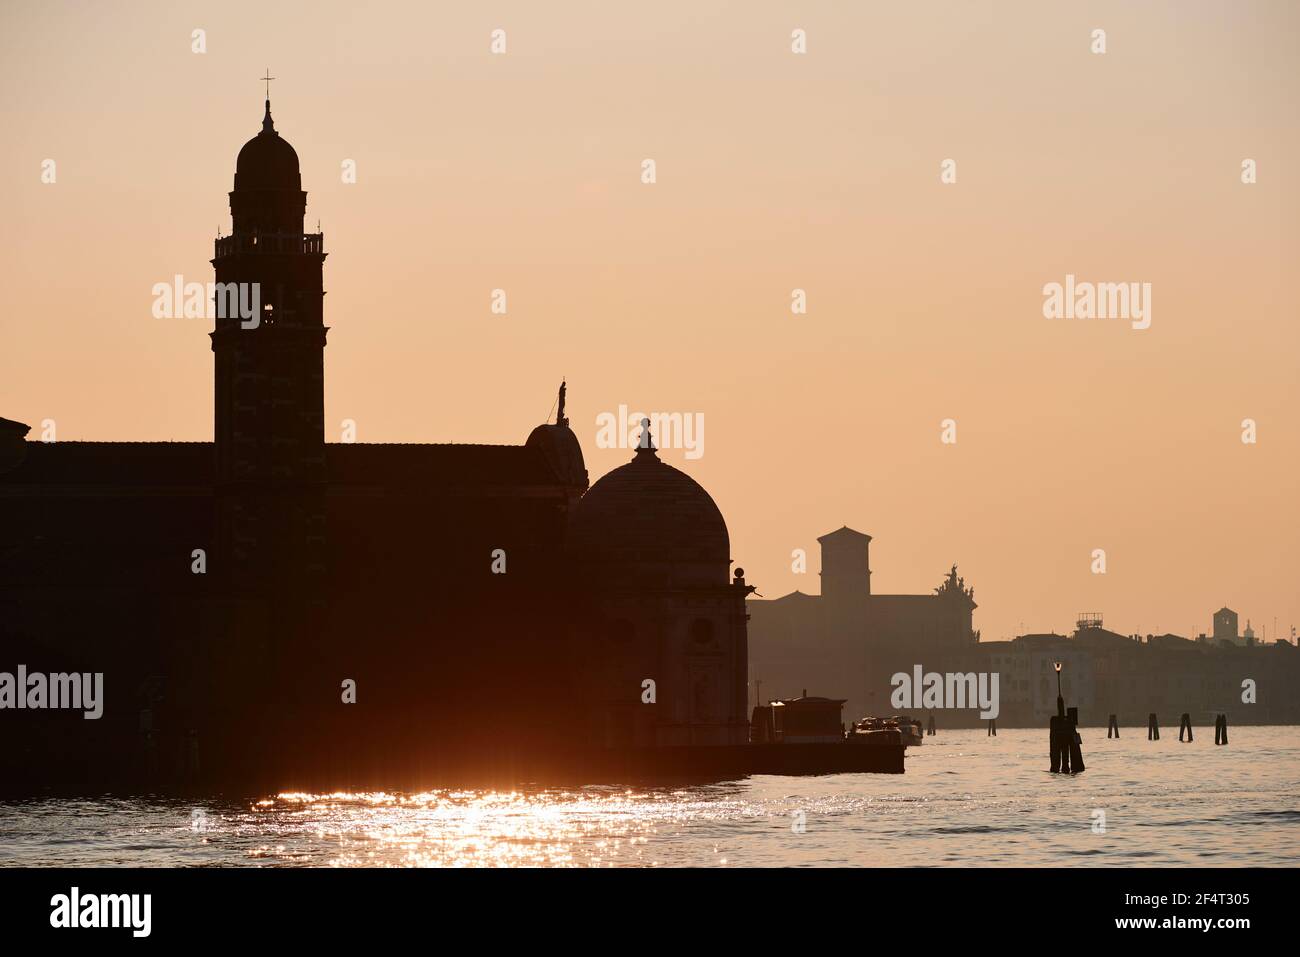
[210,92,328,589]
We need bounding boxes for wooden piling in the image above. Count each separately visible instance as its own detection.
[1067,706,1085,772]
[1148,712,1159,740]
[1215,713,1229,746]
[1049,715,1064,772]
[1048,710,1084,773]
[927,712,936,736]
[987,718,996,736]
[1107,714,1119,739]
[1178,713,1193,742]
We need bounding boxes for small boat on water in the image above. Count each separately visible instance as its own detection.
[746,693,906,773]
[849,715,923,748]
[890,716,925,747]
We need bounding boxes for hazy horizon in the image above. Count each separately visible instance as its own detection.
[3,0,1297,643]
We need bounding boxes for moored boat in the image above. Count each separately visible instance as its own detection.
[849,715,922,748]
[890,715,925,747]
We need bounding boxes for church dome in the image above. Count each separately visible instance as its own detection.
[525,382,588,489]
[568,434,730,588]
[234,101,301,190]
[526,423,588,489]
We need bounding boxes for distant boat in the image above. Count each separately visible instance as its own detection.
[890,716,925,747]
[849,716,923,748]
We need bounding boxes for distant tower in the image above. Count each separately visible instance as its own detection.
[817,526,872,602]
[1243,619,1256,646]
[211,93,328,588]
[1213,607,1238,643]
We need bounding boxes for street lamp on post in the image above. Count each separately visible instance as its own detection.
[1048,659,1086,774]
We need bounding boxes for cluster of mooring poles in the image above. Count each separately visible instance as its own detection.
[1048,662,1085,774]
[1104,712,1230,745]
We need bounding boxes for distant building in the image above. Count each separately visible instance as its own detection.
[1016,634,1096,722]
[1214,607,1239,643]
[748,526,978,723]
[1043,618,1299,726]
[751,539,1300,727]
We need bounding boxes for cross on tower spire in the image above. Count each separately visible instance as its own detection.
[260,70,277,133]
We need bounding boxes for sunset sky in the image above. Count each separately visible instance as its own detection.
[2,0,1297,643]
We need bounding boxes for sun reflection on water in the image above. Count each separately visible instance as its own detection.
[235,788,708,867]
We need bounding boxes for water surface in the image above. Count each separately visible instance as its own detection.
[2,726,1296,866]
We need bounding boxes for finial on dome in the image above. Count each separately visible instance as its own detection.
[634,417,659,462]
[260,69,276,133]
[557,380,567,427]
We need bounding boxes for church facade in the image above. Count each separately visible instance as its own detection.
[0,98,750,792]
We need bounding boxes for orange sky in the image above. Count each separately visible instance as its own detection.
[2,1,1297,643]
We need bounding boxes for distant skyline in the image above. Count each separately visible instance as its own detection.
[2,1,1297,643]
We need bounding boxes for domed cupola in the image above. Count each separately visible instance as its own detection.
[235,100,302,190]
[526,381,588,490]
[568,419,730,588]
[228,97,308,236]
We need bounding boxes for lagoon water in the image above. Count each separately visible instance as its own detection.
[2,726,1297,867]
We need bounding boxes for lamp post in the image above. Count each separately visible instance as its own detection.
[1048,659,1084,773]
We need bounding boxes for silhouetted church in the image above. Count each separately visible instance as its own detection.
[747,527,979,724]
[0,98,750,790]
